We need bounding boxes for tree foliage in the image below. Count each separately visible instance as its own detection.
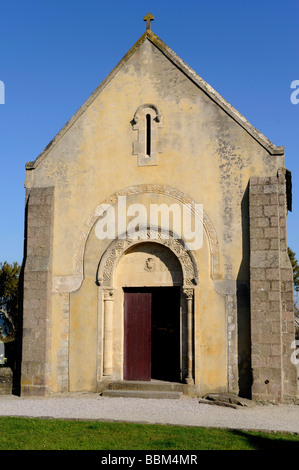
[288,247,299,292]
[0,261,21,341]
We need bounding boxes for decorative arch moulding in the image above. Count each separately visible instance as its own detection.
[96,228,198,290]
[132,103,163,125]
[51,184,220,294]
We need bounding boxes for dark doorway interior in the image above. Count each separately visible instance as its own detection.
[123,287,181,383]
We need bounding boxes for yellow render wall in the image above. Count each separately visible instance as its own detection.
[27,38,283,392]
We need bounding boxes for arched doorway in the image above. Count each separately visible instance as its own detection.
[118,243,183,383]
[97,231,198,385]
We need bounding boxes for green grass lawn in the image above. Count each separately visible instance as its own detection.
[0,417,298,450]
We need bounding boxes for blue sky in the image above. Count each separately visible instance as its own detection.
[0,0,298,264]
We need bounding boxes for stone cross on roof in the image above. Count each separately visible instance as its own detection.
[143,12,154,30]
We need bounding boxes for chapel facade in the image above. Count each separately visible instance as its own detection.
[19,15,298,403]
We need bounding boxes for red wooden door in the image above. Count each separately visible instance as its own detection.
[124,292,151,381]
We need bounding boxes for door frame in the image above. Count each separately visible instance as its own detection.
[123,287,182,382]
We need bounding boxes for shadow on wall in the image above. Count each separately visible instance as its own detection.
[12,197,28,396]
[237,183,252,399]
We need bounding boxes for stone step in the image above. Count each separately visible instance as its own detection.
[106,380,184,393]
[101,389,183,399]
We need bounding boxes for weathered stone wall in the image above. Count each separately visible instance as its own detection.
[249,169,298,403]
[0,368,13,395]
[21,187,54,396]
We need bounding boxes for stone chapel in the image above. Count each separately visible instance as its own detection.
[19,14,298,403]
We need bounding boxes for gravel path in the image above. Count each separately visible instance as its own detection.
[0,394,299,433]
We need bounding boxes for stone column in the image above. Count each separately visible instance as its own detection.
[214,280,239,395]
[103,289,114,376]
[183,288,194,385]
[20,188,54,396]
[249,170,298,403]
[21,187,54,396]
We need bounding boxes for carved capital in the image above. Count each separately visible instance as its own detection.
[183,288,194,300]
[103,289,114,301]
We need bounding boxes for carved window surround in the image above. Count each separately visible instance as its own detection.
[132,104,163,166]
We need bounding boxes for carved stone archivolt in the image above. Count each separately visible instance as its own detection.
[97,228,198,289]
[74,184,219,288]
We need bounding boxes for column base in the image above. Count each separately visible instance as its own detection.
[185,377,194,385]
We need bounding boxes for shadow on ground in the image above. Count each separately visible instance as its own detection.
[232,429,299,450]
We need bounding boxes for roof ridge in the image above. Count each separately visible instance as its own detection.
[26,29,283,170]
